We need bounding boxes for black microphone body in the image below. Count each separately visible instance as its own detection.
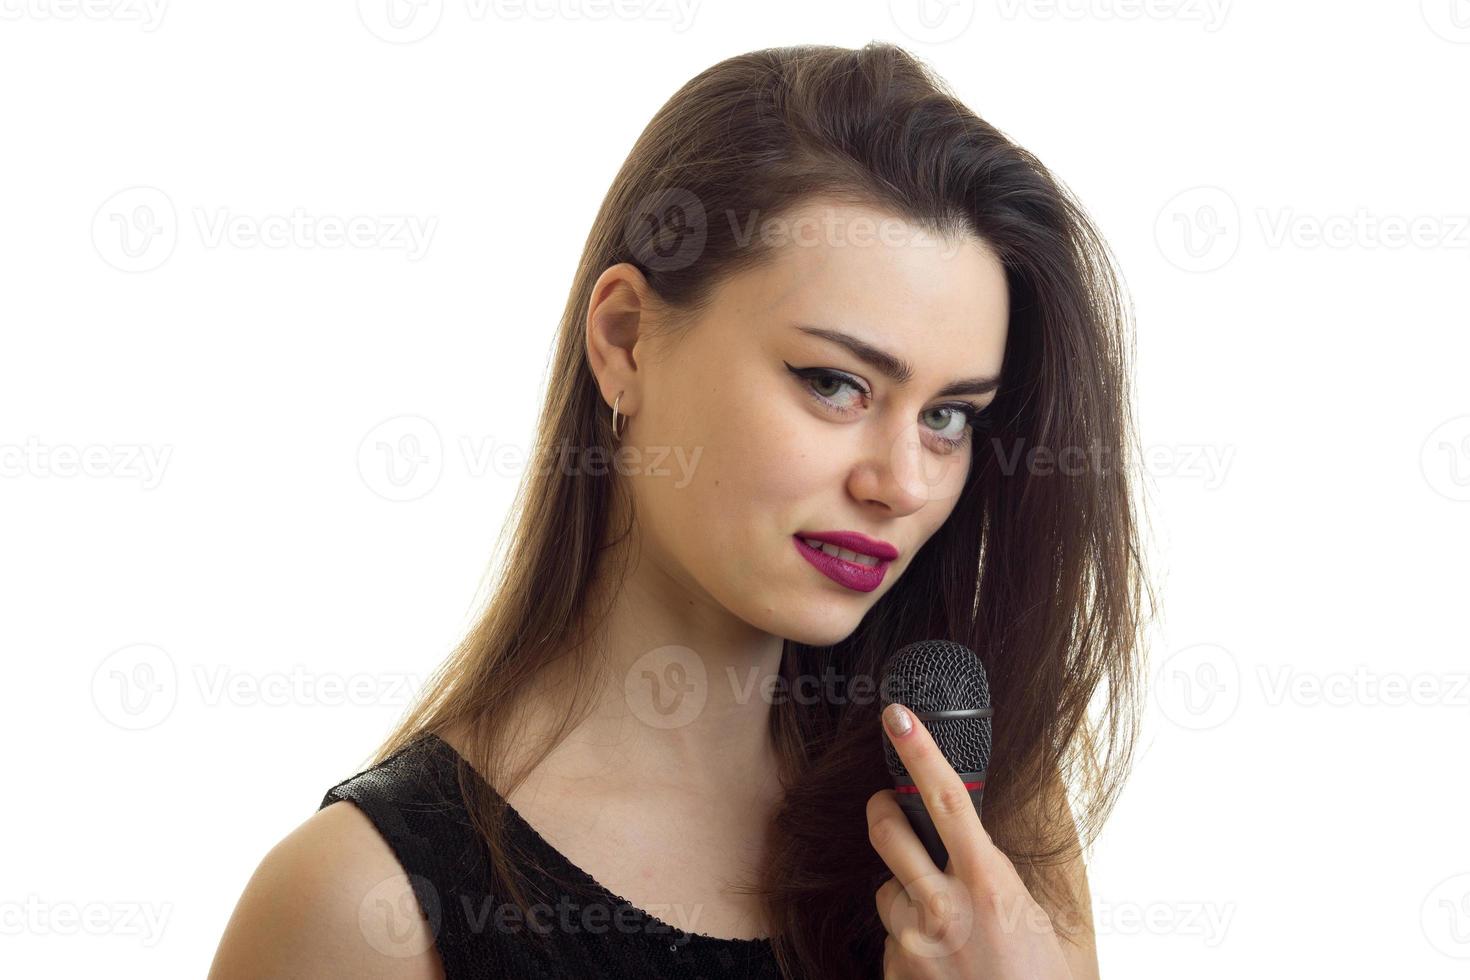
[879,642,994,873]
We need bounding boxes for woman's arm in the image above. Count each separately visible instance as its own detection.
[207,801,445,980]
[1051,846,1100,980]
[1028,767,1100,980]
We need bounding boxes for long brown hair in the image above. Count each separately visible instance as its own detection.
[366,41,1153,979]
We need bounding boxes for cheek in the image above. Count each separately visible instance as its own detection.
[653,392,836,562]
[705,395,832,509]
[627,391,745,522]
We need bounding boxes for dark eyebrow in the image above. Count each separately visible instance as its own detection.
[793,323,1001,398]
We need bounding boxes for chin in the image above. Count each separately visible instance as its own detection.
[776,611,865,649]
[737,579,877,648]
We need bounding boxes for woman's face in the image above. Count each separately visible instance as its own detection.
[594,199,1009,648]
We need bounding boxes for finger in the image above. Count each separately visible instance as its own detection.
[867,788,953,906]
[874,862,977,962]
[867,788,976,960]
[874,874,903,936]
[883,934,913,980]
[881,701,996,884]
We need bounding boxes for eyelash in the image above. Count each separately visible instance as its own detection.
[784,363,994,450]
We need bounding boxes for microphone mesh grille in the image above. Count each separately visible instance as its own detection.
[879,639,992,778]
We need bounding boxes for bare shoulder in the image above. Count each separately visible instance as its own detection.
[1004,765,1101,980]
[207,800,445,980]
[1050,845,1099,980]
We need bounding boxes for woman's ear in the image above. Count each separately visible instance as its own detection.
[586,262,652,415]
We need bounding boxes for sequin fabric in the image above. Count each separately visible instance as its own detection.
[320,734,783,979]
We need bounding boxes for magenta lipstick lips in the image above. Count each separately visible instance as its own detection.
[792,531,898,593]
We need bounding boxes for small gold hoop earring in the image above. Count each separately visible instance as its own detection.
[611,391,625,442]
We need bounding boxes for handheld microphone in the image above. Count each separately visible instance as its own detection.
[878,640,993,872]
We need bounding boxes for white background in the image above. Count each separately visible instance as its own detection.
[2,2,1468,977]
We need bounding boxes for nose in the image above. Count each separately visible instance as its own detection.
[845,420,943,516]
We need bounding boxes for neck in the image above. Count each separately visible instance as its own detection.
[520,538,787,802]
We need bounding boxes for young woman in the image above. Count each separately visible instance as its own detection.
[209,41,1150,980]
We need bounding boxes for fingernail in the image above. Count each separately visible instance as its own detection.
[885,702,912,737]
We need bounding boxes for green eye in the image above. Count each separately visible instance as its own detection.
[809,372,857,400]
[784,360,993,452]
[785,363,869,412]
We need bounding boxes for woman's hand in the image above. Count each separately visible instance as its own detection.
[867,702,1072,979]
